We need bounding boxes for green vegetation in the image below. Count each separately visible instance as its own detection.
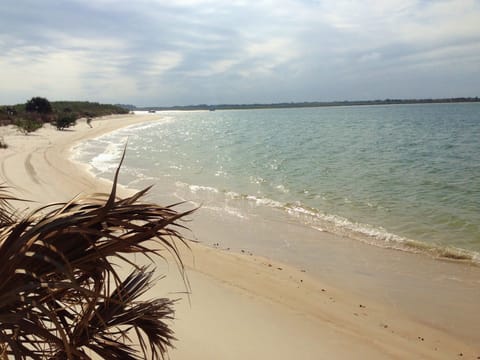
[55,112,77,130]
[25,96,53,114]
[137,96,480,112]
[0,97,129,133]
[0,162,193,359]
[52,101,130,118]
[14,117,43,135]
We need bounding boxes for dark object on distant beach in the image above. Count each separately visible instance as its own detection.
[86,117,93,128]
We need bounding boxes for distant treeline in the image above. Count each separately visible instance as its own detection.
[135,97,480,112]
[0,99,129,126]
[51,101,129,117]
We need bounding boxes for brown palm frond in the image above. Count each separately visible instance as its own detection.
[0,163,195,359]
[0,185,27,226]
[72,268,176,360]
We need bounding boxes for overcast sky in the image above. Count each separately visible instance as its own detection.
[1,0,480,106]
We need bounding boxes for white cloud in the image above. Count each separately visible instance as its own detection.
[1,0,480,105]
[144,52,184,76]
[51,33,128,52]
[1,49,87,98]
[398,0,480,44]
[358,52,382,63]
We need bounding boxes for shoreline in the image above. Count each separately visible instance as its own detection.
[1,114,479,359]
[77,112,480,266]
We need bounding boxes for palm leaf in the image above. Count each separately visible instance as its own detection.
[0,185,26,226]
[0,161,195,359]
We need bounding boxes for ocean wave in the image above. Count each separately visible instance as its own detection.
[285,203,407,242]
[275,184,290,193]
[202,204,249,219]
[222,189,285,208]
[284,203,480,264]
[245,195,284,208]
[174,181,480,265]
[90,141,126,172]
[175,182,220,194]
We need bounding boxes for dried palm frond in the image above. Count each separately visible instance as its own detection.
[0,185,25,226]
[0,160,195,359]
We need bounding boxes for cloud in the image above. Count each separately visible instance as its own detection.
[1,0,479,105]
[144,52,184,76]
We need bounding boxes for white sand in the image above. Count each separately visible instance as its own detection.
[1,115,478,359]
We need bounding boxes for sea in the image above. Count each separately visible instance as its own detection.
[73,103,480,263]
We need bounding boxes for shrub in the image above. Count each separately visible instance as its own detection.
[55,113,77,130]
[14,117,43,135]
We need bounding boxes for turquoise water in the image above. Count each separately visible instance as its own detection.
[74,103,480,260]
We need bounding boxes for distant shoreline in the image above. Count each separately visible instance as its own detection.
[134,96,480,112]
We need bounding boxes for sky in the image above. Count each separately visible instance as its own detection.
[1,0,480,106]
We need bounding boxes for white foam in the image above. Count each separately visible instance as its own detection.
[275,184,290,193]
[70,143,89,162]
[245,195,283,208]
[90,141,125,172]
[285,204,408,244]
[215,170,228,177]
[203,205,248,219]
[250,176,266,184]
[225,191,242,200]
[189,184,219,194]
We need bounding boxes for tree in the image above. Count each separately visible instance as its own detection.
[0,160,194,359]
[25,97,52,114]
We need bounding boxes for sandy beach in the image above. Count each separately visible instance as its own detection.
[1,114,479,359]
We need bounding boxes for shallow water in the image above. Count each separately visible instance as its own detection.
[73,103,480,261]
